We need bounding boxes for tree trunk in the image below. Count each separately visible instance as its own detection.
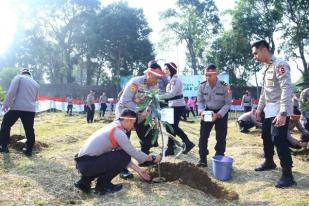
[187,37,198,75]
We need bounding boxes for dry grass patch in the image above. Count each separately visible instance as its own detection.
[0,112,308,206]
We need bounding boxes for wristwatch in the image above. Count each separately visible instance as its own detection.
[280,112,287,117]
[151,155,156,162]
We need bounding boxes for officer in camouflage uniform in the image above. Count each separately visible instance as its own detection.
[299,86,309,146]
[197,64,232,167]
[252,40,296,188]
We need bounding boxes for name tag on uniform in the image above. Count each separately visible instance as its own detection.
[264,102,279,118]
[266,79,274,87]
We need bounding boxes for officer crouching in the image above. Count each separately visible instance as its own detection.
[197,64,232,167]
[74,109,161,195]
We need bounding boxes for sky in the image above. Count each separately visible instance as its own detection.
[0,0,303,84]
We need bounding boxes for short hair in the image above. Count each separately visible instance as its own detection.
[119,109,137,120]
[205,64,217,71]
[148,60,161,69]
[251,40,270,51]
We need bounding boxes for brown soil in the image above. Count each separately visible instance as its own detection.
[9,135,49,151]
[150,161,239,201]
[291,149,309,161]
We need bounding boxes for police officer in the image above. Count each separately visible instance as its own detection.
[0,68,39,156]
[115,61,164,178]
[67,95,73,116]
[252,40,296,188]
[197,64,232,167]
[99,92,108,118]
[86,90,95,123]
[299,86,309,147]
[159,62,195,156]
[241,90,253,112]
[237,109,262,133]
[74,109,161,195]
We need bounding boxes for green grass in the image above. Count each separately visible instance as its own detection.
[0,112,308,206]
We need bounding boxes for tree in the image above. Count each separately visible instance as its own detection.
[0,67,20,90]
[231,0,283,53]
[161,0,221,74]
[96,2,155,86]
[279,0,309,77]
[206,31,257,86]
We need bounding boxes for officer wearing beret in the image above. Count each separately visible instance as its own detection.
[159,62,195,156]
[252,40,296,188]
[197,64,232,167]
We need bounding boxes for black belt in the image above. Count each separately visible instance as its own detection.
[205,109,220,113]
[166,95,183,101]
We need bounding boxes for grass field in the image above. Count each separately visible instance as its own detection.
[0,112,308,206]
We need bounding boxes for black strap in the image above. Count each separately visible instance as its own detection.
[166,95,183,101]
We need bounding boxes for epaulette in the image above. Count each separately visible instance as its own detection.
[220,81,228,86]
[200,80,207,85]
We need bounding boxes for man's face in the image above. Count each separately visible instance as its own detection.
[205,69,217,82]
[123,118,136,131]
[147,72,160,86]
[252,47,267,63]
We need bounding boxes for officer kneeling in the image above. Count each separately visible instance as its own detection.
[74,109,161,195]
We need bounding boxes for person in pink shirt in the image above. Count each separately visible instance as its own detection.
[187,97,196,117]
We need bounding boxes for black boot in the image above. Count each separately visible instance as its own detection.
[74,176,93,193]
[275,168,296,188]
[183,141,195,154]
[255,159,277,171]
[119,168,133,179]
[164,147,175,156]
[0,145,9,153]
[95,177,122,195]
[197,157,207,167]
[22,147,32,157]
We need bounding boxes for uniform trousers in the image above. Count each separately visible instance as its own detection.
[75,150,131,186]
[0,110,36,148]
[199,112,228,159]
[262,117,292,169]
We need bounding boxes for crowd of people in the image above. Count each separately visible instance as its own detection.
[0,40,308,196]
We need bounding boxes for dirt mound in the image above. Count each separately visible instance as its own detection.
[9,135,49,151]
[291,149,309,161]
[150,161,238,201]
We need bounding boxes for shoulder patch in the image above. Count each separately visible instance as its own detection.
[277,64,285,76]
[130,83,138,93]
[171,79,176,85]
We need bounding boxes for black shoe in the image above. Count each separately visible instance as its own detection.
[275,175,297,188]
[255,161,276,171]
[95,183,123,195]
[119,170,134,179]
[183,142,195,154]
[139,161,156,167]
[240,129,249,134]
[0,145,9,153]
[197,160,207,167]
[164,148,175,156]
[74,180,92,193]
[22,147,32,156]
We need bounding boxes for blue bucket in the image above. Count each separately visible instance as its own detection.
[212,155,234,181]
